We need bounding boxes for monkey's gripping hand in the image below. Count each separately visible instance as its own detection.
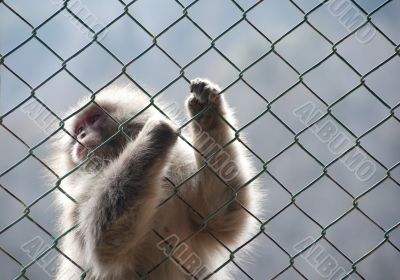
[135,118,179,159]
[189,78,221,103]
[79,118,178,270]
[187,78,226,131]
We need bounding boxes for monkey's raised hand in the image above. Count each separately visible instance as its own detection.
[187,78,226,132]
[137,118,179,156]
[189,78,221,104]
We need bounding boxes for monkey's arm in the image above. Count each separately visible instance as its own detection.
[79,119,177,269]
[186,79,253,243]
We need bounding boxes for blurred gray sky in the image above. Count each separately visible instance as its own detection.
[1,0,400,279]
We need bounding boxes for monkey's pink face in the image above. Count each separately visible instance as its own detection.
[70,107,108,163]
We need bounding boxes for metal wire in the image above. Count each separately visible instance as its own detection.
[1,0,399,279]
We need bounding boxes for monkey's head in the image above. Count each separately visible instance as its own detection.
[55,87,153,172]
[68,104,118,164]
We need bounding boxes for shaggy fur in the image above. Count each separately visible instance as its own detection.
[52,79,262,280]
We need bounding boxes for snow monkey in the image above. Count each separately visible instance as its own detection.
[53,79,261,280]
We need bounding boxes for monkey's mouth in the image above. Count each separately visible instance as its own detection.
[72,138,102,163]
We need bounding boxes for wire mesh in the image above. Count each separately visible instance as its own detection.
[1,0,399,279]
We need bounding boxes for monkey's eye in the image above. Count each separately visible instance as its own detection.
[76,126,84,135]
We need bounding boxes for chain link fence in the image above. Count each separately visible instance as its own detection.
[1,0,400,279]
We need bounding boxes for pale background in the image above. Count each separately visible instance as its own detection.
[1,0,400,279]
